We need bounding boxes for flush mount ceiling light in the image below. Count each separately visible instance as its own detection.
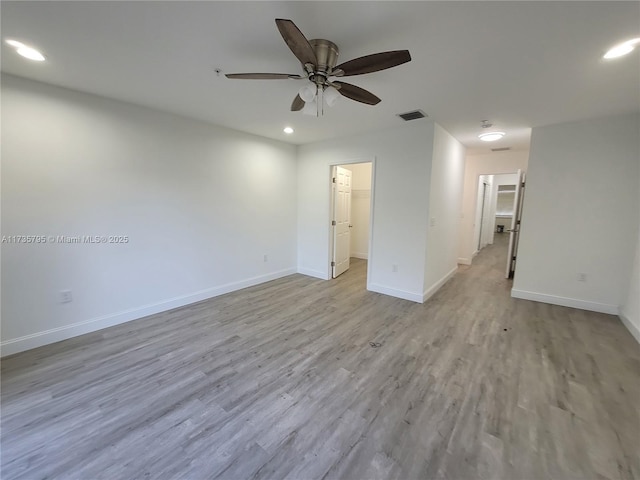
[283,126,294,134]
[5,39,45,61]
[478,120,505,142]
[603,37,640,59]
[479,131,506,142]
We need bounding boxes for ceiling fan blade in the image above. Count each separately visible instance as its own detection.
[333,50,411,76]
[334,82,381,105]
[275,19,318,67]
[225,73,302,80]
[291,94,305,111]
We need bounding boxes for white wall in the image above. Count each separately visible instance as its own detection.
[347,163,372,259]
[513,113,640,315]
[496,191,516,215]
[297,121,464,303]
[297,122,434,302]
[459,151,529,264]
[620,226,640,343]
[1,74,298,355]
[423,124,466,300]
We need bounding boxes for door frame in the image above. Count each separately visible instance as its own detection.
[506,170,526,278]
[472,170,520,258]
[328,157,376,289]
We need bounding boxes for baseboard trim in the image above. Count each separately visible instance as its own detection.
[458,257,472,266]
[367,283,423,303]
[351,252,368,260]
[297,267,328,280]
[510,289,618,315]
[423,266,458,302]
[0,268,297,357]
[619,310,640,344]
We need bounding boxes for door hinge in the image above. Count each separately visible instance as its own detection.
[331,261,336,267]
[512,256,517,260]
[332,177,336,183]
[331,220,336,226]
[516,220,521,225]
[521,182,525,187]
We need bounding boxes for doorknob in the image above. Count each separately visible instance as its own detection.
[348,224,353,228]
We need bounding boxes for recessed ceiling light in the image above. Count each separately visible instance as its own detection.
[283,127,294,134]
[603,37,640,59]
[5,39,46,61]
[6,39,24,48]
[478,132,506,142]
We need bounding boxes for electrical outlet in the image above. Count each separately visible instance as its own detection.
[578,273,587,282]
[430,217,436,227]
[263,254,268,262]
[59,290,73,303]
[392,264,398,273]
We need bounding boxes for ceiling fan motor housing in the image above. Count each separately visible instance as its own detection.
[309,39,339,78]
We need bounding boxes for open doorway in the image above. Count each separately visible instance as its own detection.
[329,161,373,286]
[473,171,525,278]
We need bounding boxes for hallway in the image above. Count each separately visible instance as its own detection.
[2,238,639,479]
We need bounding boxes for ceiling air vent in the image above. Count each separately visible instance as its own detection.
[491,147,511,152]
[397,110,427,121]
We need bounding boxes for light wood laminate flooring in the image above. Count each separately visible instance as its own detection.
[2,235,639,479]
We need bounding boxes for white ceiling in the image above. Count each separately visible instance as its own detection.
[2,1,639,152]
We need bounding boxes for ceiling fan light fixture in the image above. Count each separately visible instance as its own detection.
[478,131,506,142]
[302,99,318,116]
[299,83,317,103]
[324,86,340,107]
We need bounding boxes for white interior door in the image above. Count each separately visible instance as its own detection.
[332,166,352,278]
[506,169,526,278]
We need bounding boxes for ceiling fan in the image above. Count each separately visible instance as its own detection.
[225,19,411,116]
